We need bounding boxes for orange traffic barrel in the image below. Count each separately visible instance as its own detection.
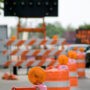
[45,65,70,90]
[77,52,85,78]
[67,59,78,90]
[12,87,36,90]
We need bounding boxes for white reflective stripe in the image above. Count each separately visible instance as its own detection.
[43,60,52,66]
[16,50,24,56]
[38,50,45,56]
[77,60,85,63]
[70,87,78,90]
[26,50,35,56]
[57,39,65,45]
[78,68,85,72]
[33,39,41,46]
[24,40,31,45]
[57,40,62,45]
[5,50,11,55]
[5,39,9,44]
[69,59,76,63]
[70,72,78,77]
[44,81,69,87]
[11,46,17,50]
[24,38,36,45]
[46,39,52,45]
[31,60,41,66]
[59,65,68,70]
[53,61,59,66]
[49,49,57,56]
[11,61,17,66]
[21,59,31,67]
[12,40,20,46]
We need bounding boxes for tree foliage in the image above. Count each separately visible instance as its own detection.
[38,22,65,38]
[79,24,90,30]
[0,0,3,2]
[0,0,76,39]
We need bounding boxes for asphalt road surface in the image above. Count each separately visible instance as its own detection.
[0,68,90,90]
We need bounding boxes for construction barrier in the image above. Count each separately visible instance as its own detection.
[2,49,61,69]
[5,38,66,46]
[2,38,64,77]
[45,65,70,90]
[3,60,12,68]
[6,58,57,75]
[68,59,78,90]
[2,38,62,69]
[2,57,58,68]
[77,53,86,78]
[3,49,61,57]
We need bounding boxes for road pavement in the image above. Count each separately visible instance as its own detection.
[0,68,90,90]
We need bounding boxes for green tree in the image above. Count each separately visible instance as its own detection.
[79,24,90,29]
[38,22,65,38]
[0,0,3,3]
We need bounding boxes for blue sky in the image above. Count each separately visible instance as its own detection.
[0,0,90,28]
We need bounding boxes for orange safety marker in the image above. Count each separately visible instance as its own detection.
[28,67,47,90]
[52,35,58,40]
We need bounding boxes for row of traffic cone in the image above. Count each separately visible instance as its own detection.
[2,72,18,80]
